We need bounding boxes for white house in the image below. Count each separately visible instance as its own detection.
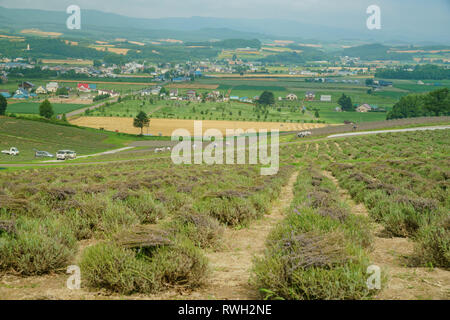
[286,93,298,101]
[46,82,59,93]
[356,104,372,113]
[320,95,332,102]
[35,86,47,94]
[98,89,119,98]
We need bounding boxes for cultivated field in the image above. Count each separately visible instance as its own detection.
[70,116,327,136]
[0,126,448,300]
[19,29,62,37]
[41,59,93,66]
[6,102,84,115]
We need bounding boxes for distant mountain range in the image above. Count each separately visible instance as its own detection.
[0,6,448,44]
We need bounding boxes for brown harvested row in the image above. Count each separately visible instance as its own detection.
[114,225,172,249]
[0,195,30,214]
[277,231,349,276]
[45,187,77,201]
[203,189,252,200]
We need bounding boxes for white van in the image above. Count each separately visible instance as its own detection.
[56,150,77,160]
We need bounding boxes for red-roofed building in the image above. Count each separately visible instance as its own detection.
[77,83,97,92]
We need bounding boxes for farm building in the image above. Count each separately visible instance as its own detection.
[305,91,316,101]
[320,95,332,102]
[19,81,35,90]
[77,83,97,92]
[207,91,220,100]
[46,82,59,93]
[286,93,298,101]
[35,86,47,94]
[13,88,36,99]
[239,97,252,103]
[356,104,372,112]
[98,89,119,97]
[186,90,197,100]
[170,89,179,97]
[0,90,11,98]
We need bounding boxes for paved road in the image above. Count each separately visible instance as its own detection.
[41,146,136,163]
[1,125,448,168]
[66,97,119,118]
[327,125,450,138]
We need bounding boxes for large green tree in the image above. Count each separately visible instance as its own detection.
[258,91,275,106]
[423,88,449,116]
[133,111,150,135]
[39,99,54,119]
[387,88,450,120]
[386,95,425,119]
[338,94,354,111]
[0,95,7,115]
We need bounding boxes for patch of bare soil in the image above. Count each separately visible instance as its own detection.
[322,171,450,300]
[176,171,300,300]
[0,172,299,300]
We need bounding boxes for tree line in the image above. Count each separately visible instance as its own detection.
[376,64,450,80]
[387,88,449,119]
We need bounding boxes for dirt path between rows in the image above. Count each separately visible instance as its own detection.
[0,171,299,300]
[180,170,299,300]
[322,171,450,300]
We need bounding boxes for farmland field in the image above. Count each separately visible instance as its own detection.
[6,102,84,115]
[87,96,387,124]
[70,116,327,136]
[0,124,448,300]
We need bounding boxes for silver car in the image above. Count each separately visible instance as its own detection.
[35,151,54,158]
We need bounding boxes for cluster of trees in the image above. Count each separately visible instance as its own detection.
[337,94,354,111]
[6,67,58,79]
[376,64,450,80]
[0,38,106,60]
[387,88,450,120]
[342,44,413,61]
[55,87,69,96]
[93,94,111,102]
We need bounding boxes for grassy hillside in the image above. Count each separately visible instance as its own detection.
[0,117,138,162]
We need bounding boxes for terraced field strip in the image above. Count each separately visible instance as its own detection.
[70,116,326,136]
[185,171,299,300]
[322,171,450,300]
[54,80,157,86]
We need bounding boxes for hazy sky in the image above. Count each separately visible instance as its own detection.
[1,0,449,32]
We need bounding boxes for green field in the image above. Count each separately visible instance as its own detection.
[6,102,84,115]
[90,96,388,124]
[0,117,160,162]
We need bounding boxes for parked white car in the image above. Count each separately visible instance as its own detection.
[56,150,77,160]
[1,147,19,156]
